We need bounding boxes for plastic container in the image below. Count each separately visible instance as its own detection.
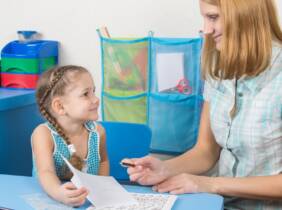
[1,73,39,89]
[17,30,38,43]
[1,40,58,89]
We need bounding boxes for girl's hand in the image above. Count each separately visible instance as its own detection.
[124,156,168,186]
[152,173,214,194]
[57,182,89,207]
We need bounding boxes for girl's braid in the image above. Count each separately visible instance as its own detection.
[39,69,69,141]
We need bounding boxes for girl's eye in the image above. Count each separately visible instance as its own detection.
[84,92,89,96]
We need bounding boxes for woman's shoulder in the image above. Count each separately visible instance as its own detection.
[272,41,282,58]
[270,41,282,74]
[272,40,282,49]
[204,76,224,90]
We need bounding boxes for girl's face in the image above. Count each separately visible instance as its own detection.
[61,72,99,122]
[199,0,223,50]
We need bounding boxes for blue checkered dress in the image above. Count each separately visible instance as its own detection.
[32,121,100,179]
[204,43,282,210]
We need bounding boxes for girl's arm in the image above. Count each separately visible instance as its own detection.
[164,101,221,176]
[32,125,88,206]
[32,125,63,196]
[97,124,110,176]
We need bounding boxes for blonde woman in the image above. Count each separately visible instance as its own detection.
[124,0,282,209]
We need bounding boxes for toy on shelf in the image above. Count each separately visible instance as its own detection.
[1,31,59,89]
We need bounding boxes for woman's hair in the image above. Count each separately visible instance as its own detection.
[36,65,89,179]
[201,0,282,80]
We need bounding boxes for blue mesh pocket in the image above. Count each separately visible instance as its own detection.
[103,93,147,124]
[150,38,203,95]
[148,38,203,153]
[101,38,149,94]
[149,93,203,154]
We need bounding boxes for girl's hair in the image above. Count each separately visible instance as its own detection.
[201,0,282,80]
[36,65,89,179]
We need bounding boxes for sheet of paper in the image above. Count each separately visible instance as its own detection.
[86,193,177,210]
[156,52,184,92]
[62,157,138,209]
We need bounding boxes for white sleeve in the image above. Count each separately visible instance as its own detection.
[203,79,213,102]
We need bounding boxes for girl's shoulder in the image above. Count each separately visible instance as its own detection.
[32,123,51,135]
[85,121,105,134]
[31,123,55,153]
[96,123,106,139]
[85,121,106,143]
[32,123,54,144]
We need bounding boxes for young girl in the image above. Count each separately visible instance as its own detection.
[31,65,109,207]
[125,0,282,209]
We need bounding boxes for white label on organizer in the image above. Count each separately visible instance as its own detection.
[156,52,184,92]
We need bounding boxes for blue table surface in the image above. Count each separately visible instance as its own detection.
[0,174,224,210]
[0,88,36,111]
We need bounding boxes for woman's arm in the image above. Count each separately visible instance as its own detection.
[97,124,109,176]
[127,101,221,185]
[153,172,282,200]
[164,101,221,176]
[212,175,282,200]
[32,125,88,206]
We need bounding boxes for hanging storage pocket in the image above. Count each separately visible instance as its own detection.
[149,93,202,153]
[100,37,149,123]
[148,38,203,153]
[102,38,148,94]
[99,31,203,154]
[103,93,147,124]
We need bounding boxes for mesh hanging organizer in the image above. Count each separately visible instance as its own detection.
[98,30,204,154]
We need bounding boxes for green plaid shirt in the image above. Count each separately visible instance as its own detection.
[204,43,282,210]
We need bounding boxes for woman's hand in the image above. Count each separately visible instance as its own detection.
[153,173,214,194]
[123,156,169,186]
[57,182,89,207]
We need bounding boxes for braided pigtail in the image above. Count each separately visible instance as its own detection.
[36,66,87,180]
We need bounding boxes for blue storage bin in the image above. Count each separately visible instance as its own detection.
[1,40,58,60]
[1,40,59,89]
[1,40,58,74]
[0,88,43,176]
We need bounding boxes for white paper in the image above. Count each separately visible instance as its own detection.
[62,157,138,209]
[156,53,184,92]
[87,193,177,210]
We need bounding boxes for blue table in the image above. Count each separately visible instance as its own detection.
[0,174,224,210]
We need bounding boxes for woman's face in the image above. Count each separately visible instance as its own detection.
[199,0,223,50]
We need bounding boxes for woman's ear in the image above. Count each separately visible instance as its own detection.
[51,97,66,115]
